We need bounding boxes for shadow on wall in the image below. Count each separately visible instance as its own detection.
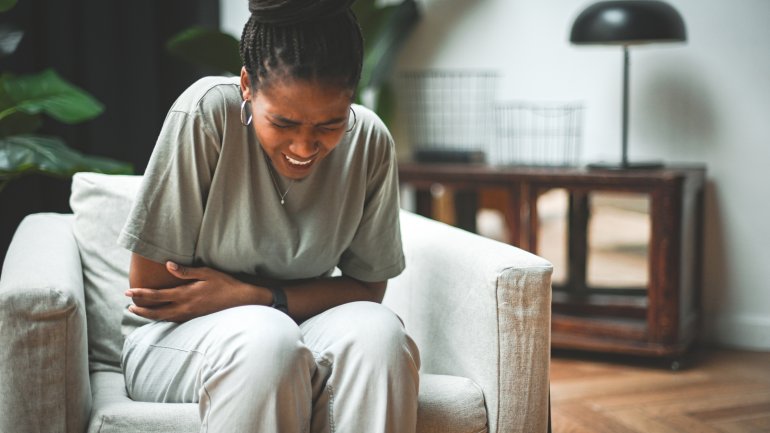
[635,60,725,344]
[397,0,480,67]
[636,60,718,158]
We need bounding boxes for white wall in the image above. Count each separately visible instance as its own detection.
[221,0,770,350]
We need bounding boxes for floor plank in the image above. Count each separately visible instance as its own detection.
[639,392,770,417]
[587,382,770,410]
[605,408,684,433]
[652,415,725,433]
[550,349,770,433]
[712,414,770,433]
[692,403,770,422]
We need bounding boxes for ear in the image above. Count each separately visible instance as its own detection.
[240,67,253,100]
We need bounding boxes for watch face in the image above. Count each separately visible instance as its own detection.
[269,287,289,314]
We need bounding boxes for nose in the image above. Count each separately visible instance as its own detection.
[288,132,320,159]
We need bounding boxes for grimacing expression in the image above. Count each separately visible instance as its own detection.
[241,68,354,180]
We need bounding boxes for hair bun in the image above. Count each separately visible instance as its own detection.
[249,0,356,25]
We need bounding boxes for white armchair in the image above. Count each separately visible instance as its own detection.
[0,173,552,433]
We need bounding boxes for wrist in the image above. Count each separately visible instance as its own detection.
[266,286,290,315]
[235,281,273,307]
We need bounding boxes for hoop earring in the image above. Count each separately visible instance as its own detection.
[240,100,253,126]
[346,106,357,133]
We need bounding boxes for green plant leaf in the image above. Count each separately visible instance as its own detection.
[0,134,133,180]
[0,73,17,111]
[359,0,419,91]
[0,23,24,58]
[0,0,17,13]
[374,81,396,127]
[354,0,419,124]
[1,69,104,124]
[167,26,242,76]
[352,0,383,49]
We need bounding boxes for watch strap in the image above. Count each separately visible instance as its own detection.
[268,286,289,315]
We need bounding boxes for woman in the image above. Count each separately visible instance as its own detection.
[117,0,420,431]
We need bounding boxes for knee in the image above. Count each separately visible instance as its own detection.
[340,302,420,369]
[207,306,310,375]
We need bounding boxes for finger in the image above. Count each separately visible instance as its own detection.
[128,304,163,321]
[130,297,170,308]
[128,304,188,323]
[126,288,177,303]
[128,305,175,321]
[166,261,205,280]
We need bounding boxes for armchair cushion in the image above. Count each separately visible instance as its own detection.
[69,173,148,373]
[88,372,486,433]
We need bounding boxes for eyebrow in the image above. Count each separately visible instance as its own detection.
[269,114,347,126]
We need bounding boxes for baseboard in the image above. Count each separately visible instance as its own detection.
[708,314,770,351]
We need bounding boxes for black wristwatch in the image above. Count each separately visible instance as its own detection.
[268,286,289,315]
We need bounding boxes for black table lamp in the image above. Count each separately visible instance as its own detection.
[570,0,686,169]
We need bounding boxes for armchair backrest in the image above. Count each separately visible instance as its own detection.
[69,173,148,373]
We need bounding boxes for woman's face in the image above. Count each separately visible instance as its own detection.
[241,68,354,180]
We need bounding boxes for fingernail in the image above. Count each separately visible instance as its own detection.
[125,290,133,297]
[167,261,179,271]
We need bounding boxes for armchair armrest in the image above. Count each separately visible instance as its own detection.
[0,213,91,433]
[386,211,552,433]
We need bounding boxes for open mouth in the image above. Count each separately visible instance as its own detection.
[283,153,315,168]
[285,155,312,166]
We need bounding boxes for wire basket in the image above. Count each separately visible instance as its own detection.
[399,70,499,156]
[491,102,584,167]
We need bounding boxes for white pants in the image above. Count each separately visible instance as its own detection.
[121,302,421,433]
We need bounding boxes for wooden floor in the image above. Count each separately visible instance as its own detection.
[550,348,770,433]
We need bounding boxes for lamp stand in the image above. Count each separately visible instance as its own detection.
[588,46,663,170]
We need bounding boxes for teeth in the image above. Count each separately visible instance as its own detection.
[284,154,313,166]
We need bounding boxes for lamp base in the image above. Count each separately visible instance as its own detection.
[587,160,664,170]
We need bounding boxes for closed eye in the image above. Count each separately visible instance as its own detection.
[318,123,345,132]
[270,121,295,129]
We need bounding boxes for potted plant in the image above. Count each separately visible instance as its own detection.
[0,0,133,193]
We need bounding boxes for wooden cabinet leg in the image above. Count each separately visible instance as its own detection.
[567,191,589,294]
[415,189,433,219]
[454,190,478,233]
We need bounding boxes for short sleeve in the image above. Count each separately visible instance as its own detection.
[117,102,221,265]
[337,126,405,282]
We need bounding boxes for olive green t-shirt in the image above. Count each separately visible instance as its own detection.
[118,76,405,283]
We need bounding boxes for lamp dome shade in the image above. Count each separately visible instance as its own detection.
[570,1,686,45]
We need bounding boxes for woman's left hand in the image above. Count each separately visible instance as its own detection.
[125,261,266,323]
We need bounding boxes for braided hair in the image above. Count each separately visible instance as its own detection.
[239,0,364,95]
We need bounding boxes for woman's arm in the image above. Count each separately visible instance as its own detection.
[129,254,186,290]
[127,253,268,312]
[281,276,386,322]
[126,253,386,323]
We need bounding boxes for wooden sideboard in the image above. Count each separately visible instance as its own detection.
[398,162,706,362]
